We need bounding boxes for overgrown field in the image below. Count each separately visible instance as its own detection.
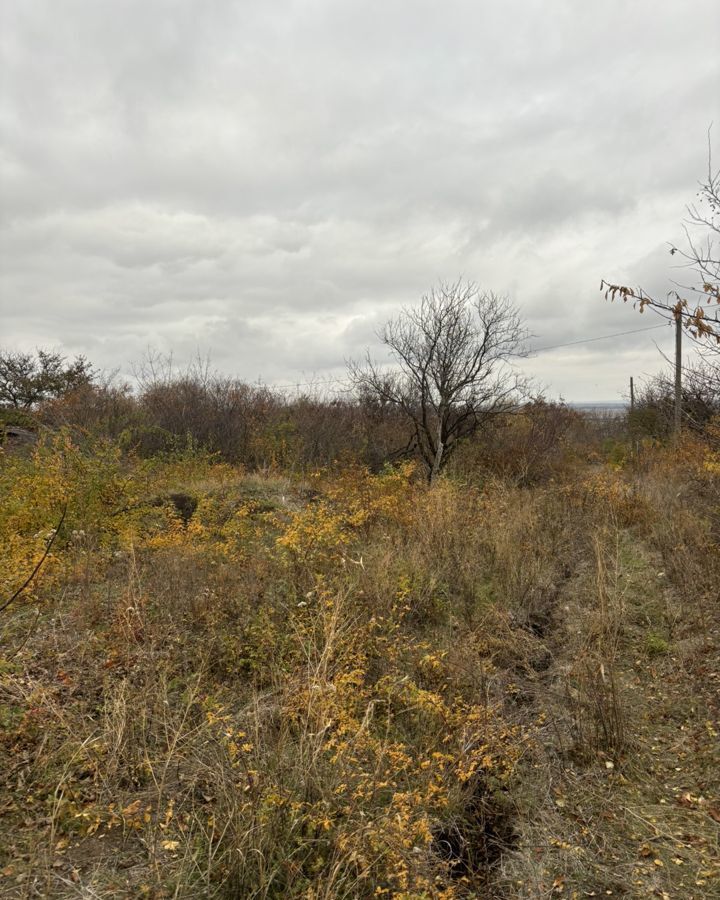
[1,430,719,898]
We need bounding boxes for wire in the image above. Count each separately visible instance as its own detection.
[264,323,670,391]
[261,374,352,392]
[528,323,668,355]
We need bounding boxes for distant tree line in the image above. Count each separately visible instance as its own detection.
[0,341,587,485]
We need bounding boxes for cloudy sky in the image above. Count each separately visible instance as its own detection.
[1,0,718,400]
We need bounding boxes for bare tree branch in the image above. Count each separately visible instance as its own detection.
[601,139,720,351]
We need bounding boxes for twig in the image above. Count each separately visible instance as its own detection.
[0,503,67,615]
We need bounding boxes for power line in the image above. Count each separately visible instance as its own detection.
[264,323,670,391]
[528,323,668,355]
[262,374,352,392]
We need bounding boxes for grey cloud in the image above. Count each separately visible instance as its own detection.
[1,0,718,400]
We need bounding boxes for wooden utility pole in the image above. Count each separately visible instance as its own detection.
[674,314,682,436]
[629,375,637,461]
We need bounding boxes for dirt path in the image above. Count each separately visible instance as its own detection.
[495,531,720,899]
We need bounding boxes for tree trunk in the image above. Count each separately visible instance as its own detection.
[429,416,444,483]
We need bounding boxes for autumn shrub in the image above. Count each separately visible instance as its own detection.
[37,379,138,439]
[177,588,530,898]
[0,432,128,607]
[130,358,409,472]
[455,400,581,485]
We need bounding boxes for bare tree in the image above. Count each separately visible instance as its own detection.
[350,280,529,482]
[631,358,720,436]
[601,139,720,347]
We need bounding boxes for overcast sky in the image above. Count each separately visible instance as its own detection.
[1,0,718,400]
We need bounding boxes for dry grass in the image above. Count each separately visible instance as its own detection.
[0,432,718,897]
